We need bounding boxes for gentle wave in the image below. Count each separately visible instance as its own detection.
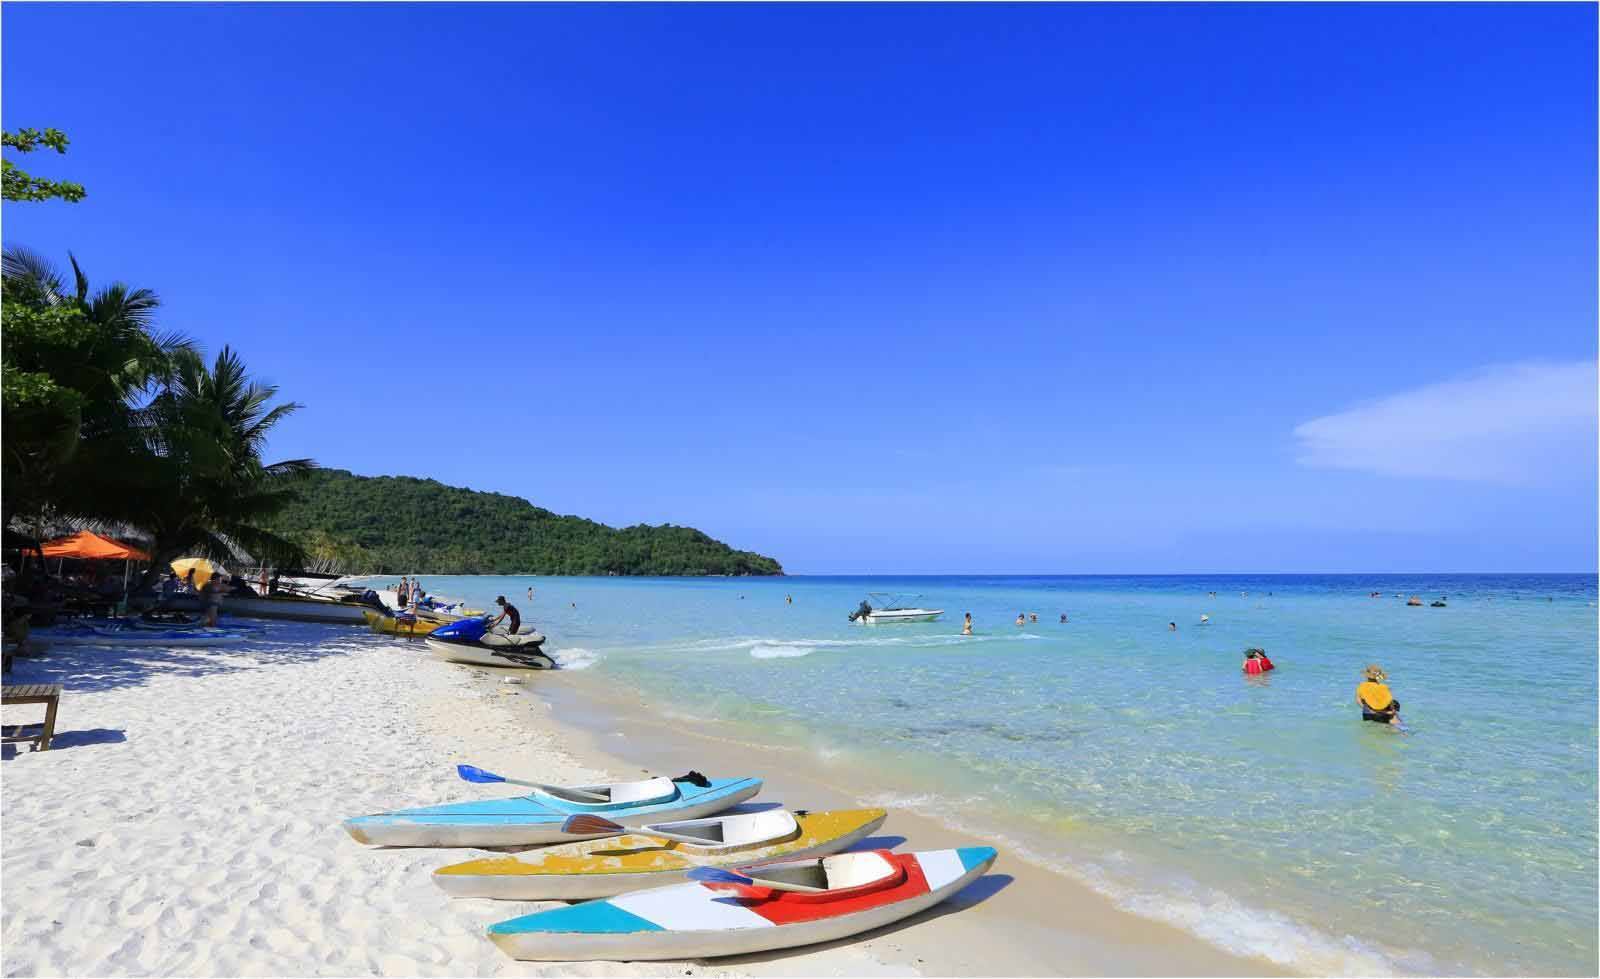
[749,643,815,659]
[861,788,1424,976]
[651,632,1041,656]
[551,647,601,670]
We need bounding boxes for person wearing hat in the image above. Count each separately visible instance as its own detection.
[1356,665,1400,724]
[488,595,522,635]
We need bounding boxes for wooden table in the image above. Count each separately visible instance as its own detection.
[2,683,62,751]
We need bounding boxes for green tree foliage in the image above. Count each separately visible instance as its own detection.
[122,347,314,585]
[260,469,785,576]
[2,128,87,203]
[1,247,186,530]
[2,248,310,583]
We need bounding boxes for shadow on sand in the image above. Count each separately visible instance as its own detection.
[2,727,126,760]
[2,621,394,695]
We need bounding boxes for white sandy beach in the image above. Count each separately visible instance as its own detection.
[2,625,1281,978]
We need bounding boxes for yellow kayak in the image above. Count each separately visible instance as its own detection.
[434,808,887,900]
[363,609,447,636]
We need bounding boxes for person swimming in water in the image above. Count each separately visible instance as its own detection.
[1242,648,1275,675]
[1015,612,1025,627]
[962,612,973,636]
[1059,613,1067,623]
[1356,665,1400,725]
[1168,621,1177,632]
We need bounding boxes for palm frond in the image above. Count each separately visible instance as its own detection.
[2,245,65,302]
[68,251,90,303]
[89,283,161,330]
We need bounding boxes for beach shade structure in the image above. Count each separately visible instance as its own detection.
[29,531,151,592]
[170,557,227,590]
[34,531,150,562]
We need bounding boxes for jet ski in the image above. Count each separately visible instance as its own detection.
[424,616,557,669]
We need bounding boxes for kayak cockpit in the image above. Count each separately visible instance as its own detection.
[540,777,678,807]
[643,809,800,851]
[738,850,902,895]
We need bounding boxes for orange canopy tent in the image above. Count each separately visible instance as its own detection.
[34,531,150,561]
[24,531,152,595]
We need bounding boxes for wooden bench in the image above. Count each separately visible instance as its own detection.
[2,683,62,752]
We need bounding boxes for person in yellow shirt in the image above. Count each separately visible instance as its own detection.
[1356,665,1401,725]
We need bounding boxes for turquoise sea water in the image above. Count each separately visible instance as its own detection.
[396,573,1596,975]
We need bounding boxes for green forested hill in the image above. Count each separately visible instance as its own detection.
[261,469,783,575]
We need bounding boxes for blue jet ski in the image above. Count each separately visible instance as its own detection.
[424,616,556,670]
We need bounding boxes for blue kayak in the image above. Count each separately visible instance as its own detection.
[344,775,763,847]
[37,620,255,647]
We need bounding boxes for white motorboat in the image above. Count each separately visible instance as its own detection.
[219,592,375,625]
[846,593,943,624]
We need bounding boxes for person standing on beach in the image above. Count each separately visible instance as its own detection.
[200,575,221,627]
[962,612,973,635]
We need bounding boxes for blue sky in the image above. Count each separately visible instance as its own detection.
[4,3,1595,573]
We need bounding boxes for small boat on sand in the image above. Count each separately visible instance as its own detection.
[847,593,943,624]
[363,609,453,636]
[486,846,997,961]
[220,590,377,625]
[344,773,764,848]
[434,807,887,900]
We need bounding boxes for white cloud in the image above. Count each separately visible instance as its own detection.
[1293,360,1597,484]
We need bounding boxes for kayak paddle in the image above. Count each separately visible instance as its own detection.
[456,765,608,801]
[686,865,826,893]
[561,814,628,837]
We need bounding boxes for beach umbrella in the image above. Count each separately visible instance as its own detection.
[170,557,227,590]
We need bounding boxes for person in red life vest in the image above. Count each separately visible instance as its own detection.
[1242,648,1275,674]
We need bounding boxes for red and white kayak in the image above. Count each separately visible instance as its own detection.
[486,846,997,961]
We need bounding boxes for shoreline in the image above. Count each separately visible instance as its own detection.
[0,627,1277,977]
[510,664,1291,977]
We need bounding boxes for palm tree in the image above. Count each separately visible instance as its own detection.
[128,346,315,587]
[1,246,191,532]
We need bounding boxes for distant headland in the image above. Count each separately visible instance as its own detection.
[262,469,784,576]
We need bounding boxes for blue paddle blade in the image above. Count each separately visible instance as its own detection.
[456,764,505,784]
[686,866,752,885]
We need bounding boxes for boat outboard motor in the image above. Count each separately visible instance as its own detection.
[848,600,873,622]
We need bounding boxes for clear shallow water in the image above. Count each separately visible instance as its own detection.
[396,573,1597,975]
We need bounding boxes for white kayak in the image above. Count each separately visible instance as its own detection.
[487,846,998,961]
